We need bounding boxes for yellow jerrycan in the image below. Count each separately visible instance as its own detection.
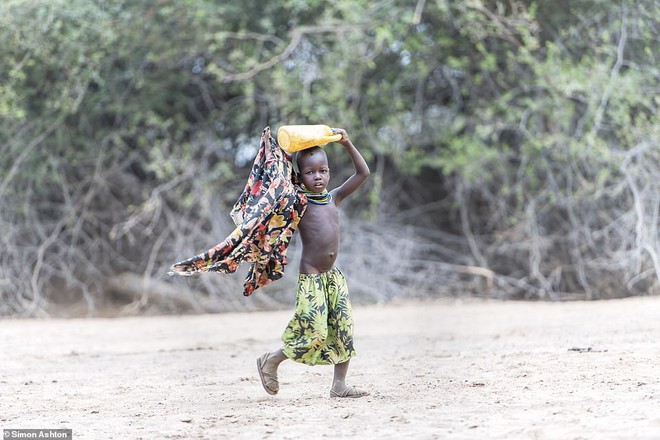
[277,124,342,153]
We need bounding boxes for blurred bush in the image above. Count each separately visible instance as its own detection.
[1,0,657,316]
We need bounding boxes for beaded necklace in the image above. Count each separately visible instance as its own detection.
[302,189,333,205]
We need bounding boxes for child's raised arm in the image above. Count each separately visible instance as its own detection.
[330,128,370,204]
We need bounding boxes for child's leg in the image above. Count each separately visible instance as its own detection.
[332,359,350,387]
[325,268,368,398]
[265,349,288,369]
[330,359,369,398]
[257,349,288,395]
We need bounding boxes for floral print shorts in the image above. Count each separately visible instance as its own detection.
[281,267,356,366]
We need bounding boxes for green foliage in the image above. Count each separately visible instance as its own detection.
[1,0,658,315]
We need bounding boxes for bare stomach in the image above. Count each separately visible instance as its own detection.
[299,245,338,274]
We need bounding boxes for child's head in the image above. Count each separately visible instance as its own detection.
[296,146,330,193]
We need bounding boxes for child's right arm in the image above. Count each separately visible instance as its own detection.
[330,128,370,205]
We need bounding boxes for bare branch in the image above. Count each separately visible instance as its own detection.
[220,24,374,83]
[591,4,628,139]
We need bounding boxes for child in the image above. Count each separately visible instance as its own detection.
[256,128,370,398]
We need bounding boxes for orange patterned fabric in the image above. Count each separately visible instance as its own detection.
[168,127,308,296]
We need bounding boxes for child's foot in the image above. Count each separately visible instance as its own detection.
[329,384,369,398]
[256,353,279,395]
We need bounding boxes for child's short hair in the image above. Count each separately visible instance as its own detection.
[295,146,327,171]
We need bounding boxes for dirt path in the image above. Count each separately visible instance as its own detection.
[2,297,659,439]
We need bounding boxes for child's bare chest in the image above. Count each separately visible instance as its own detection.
[298,203,339,245]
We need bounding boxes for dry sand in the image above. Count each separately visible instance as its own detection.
[2,296,660,439]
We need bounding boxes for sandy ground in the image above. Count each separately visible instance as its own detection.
[2,296,660,440]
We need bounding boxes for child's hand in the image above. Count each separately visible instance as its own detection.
[331,128,349,143]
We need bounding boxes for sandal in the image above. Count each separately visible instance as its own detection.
[330,385,369,398]
[256,353,279,395]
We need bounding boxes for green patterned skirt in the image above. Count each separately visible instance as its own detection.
[281,267,356,366]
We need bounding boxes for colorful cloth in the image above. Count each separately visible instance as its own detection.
[167,126,308,296]
[281,267,356,366]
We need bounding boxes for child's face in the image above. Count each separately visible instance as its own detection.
[298,153,330,193]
